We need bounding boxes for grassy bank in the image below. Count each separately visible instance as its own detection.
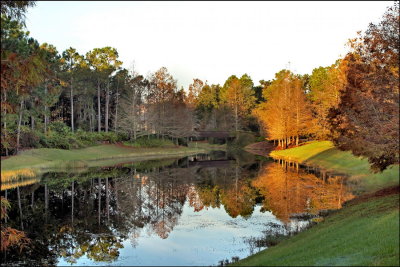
[270,141,399,193]
[234,188,399,266]
[233,141,400,266]
[1,143,210,173]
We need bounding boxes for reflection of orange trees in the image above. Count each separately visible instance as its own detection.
[252,162,354,222]
[61,234,123,264]
[220,179,258,218]
[194,166,260,218]
[1,169,36,183]
[196,185,220,209]
[1,177,40,191]
[1,197,30,252]
[187,185,204,212]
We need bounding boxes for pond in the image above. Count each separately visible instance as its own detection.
[1,151,354,266]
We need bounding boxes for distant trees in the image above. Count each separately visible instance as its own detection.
[86,47,122,133]
[1,1,398,174]
[308,60,347,140]
[61,47,85,132]
[118,73,148,140]
[221,74,256,132]
[329,3,399,171]
[196,83,223,130]
[254,70,312,148]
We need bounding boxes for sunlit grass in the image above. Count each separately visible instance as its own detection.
[233,194,399,266]
[270,140,334,163]
[270,141,399,193]
[1,144,210,172]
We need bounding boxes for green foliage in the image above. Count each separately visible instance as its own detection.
[227,132,255,149]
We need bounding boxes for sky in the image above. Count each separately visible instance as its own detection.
[25,1,392,89]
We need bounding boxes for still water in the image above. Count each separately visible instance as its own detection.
[1,151,354,266]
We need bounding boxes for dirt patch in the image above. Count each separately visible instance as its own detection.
[343,185,400,206]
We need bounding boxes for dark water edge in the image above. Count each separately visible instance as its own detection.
[1,150,354,266]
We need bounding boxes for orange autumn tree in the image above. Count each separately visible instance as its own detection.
[254,70,313,148]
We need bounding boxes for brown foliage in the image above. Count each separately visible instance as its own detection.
[329,3,399,171]
[0,197,30,252]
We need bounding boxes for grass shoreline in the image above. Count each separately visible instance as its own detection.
[269,141,399,194]
[233,141,399,266]
[234,187,399,266]
[0,142,226,179]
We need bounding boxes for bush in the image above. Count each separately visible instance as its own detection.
[48,121,71,135]
[228,132,255,149]
[99,132,118,143]
[19,127,41,148]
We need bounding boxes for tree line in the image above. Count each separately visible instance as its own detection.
[1,1,261,156]
[254,3,399,171]
[1,1,398,172]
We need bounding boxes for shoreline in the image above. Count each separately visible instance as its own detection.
[1,143,226,181]
[233,141,399,266]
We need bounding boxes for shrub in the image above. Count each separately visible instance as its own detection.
[20,127,41,148]
[48,121,71,135]
[228,132,255,148]
[99,132,118,143]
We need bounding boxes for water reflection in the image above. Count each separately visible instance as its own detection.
[252,160,354,223]
[1,152,354,266]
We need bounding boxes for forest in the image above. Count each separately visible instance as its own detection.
[1,1,399,266]
[1,1,399,174]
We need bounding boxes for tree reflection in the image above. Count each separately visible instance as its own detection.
[1,155,354,266]
[252,160,354,222]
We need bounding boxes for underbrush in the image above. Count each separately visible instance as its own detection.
[12,122,128,151]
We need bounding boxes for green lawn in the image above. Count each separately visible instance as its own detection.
[270,141,399,193]
[1,144,207,172]
[233,141,400,266]
[234,193,399,266]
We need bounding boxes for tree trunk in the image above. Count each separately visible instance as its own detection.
[31,116,34,130]
[16,99,24,155]
[97,79,101,133]
[212,108,217,129]
[106,177,109,222]
[105,80,110,132]
[114,84,119,132]
[44,82,48,134]
[98,178,101,225]
[71,181,74,224]
[70,77,74,132]
[234,104,238,132]
[17,186,24,230]
[3,90,8,156]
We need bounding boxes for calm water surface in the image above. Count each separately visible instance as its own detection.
[1,151,354,266]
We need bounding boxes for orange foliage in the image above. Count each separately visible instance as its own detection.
[252,162,354,222]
